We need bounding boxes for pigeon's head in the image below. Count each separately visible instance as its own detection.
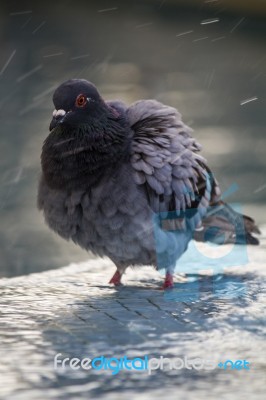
[41,79,130,190]
[49,79,105,130]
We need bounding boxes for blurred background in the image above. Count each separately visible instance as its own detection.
[0,0,265,277]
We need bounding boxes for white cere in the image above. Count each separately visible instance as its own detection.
[52,109,67,117]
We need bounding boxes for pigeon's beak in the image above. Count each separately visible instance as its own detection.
[49,109,66,131]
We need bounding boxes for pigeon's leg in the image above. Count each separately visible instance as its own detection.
[162,273,174,290]
[161,230,192,289]
[109,265,127,286]
[109,270,122,286]
[162,265,175,290]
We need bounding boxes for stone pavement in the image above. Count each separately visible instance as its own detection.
[0,228,265,400]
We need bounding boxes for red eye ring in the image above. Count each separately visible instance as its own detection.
[75,94,87,108]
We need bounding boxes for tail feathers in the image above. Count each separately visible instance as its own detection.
[194,201,260,245]
[241,213,261,235]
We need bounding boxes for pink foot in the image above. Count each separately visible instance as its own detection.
[109,270,122,286]
[161,273,174,290]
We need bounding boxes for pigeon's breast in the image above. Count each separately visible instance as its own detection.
[38,163,156,266]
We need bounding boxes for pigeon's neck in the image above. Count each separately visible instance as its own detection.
[41,110,131,191]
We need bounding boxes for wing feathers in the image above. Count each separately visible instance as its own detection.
[128,99,218,217]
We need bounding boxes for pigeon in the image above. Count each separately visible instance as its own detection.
[38,79,260,289]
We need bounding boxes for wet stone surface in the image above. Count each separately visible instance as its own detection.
[0,229,266,400]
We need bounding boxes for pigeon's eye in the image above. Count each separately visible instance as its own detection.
[75,94,87,108]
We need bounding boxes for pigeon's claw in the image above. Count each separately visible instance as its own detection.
[161,273,174,290]
[109,270,122,286]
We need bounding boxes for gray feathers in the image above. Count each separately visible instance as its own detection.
[38,94,259,278]
[128,99,214,215]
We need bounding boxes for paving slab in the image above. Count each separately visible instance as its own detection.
[0,228,265,400]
